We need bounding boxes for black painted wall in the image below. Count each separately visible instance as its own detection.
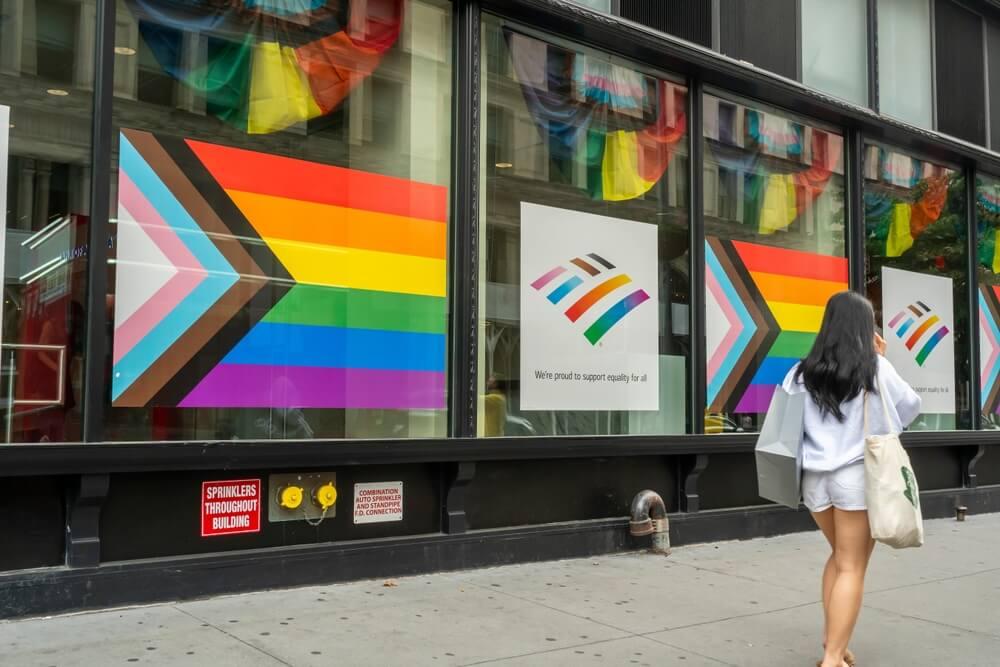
[466,457,679,529]
[720,0,798,80]
[619,0,713,48]
[935,0,987,145]
[100,464,442,561]
[0,477,67,571]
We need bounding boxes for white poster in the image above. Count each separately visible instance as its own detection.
[882,267,955,414]
[0,105,8,354]
[520,202,659,411]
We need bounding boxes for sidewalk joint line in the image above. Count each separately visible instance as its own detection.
[173,605,294,666]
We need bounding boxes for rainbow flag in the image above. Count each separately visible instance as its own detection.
[178,140,448,410]
[730,241,848,413]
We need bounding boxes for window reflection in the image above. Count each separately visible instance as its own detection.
[479,20,691,437]
[864,144,969,430]
[703,94,846,433]
[107,0,453,441]
[0,0,95,443]
[975,174,1000,428]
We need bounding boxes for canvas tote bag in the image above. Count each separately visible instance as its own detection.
[864,379,924,549]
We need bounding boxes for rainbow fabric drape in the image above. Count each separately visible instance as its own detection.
[977,185,1000,273]
[127,0,402,134]
[865,175,949,257]
[707,123,837,235]
[505,29,686,202]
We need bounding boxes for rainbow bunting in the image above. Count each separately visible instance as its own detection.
[866,174,950,257]
[505,27,686,203]
[127,0,402,135]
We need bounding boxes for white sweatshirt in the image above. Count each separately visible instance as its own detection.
[781,356,922,472]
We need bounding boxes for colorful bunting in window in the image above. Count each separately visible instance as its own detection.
[505,28,686,202]
[125,0,402,134]
[865,174,951,258]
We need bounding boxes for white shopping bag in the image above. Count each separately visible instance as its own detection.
[864,381,924,549]
[755,386,805,509]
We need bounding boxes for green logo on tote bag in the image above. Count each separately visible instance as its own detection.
[901,467,919,509]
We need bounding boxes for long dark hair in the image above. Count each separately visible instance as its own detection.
[795,291,878,421]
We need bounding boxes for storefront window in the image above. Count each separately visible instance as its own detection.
[878,0,934,129]
[479,18,691,437]
[106,0,452,440]
[864,144,969,429]
[703,93,847,434]
[975,174,1000,429]
[572,0,612,11]
[801,0,868,107]
[0,1,95,443]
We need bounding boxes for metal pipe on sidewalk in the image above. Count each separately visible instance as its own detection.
[629,489,670,555]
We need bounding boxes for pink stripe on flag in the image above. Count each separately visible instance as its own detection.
[113,172,207,363]
[888,310,906,328]
[981,309,1000,386]
[706,269,743,381]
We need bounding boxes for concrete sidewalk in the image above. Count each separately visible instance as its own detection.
[2,514,997,666]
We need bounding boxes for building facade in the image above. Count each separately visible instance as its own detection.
[1,0,999,617]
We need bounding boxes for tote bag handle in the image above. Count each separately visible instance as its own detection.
[863,376,893,437]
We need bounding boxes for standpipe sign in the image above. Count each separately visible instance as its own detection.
[353,481,403,524]
[201,479,262,537]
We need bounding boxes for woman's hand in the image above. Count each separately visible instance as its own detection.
[875,332,887,356]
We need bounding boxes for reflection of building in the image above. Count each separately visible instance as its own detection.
[1,0,1000,619]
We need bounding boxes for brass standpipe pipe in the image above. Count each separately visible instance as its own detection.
[629,489,670,555]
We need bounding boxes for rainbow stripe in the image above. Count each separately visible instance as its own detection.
[731,241,848,413]
[566,275,632,322]
[531,254,650,345]
[905,315,940,350]
[548,276,584,304]
[585,290,650,345]
[915,327,949,366]
[179,140,447,410]
[888,301,951,368]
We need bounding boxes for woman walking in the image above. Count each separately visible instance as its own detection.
[781,292,921,667]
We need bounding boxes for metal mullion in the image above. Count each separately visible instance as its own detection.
[688,79,706,434]
[967,165,982,430]
[82,0,116,444]
[847,128,866,293]
[867,0,879,112]
[448,0,481,439]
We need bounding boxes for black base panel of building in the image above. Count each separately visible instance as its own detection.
[1,485,995,620]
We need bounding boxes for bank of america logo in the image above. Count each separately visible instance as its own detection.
[888,301,950,366]
[530,253,650,345]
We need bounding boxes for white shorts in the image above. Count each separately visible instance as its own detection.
[802,462,866,512]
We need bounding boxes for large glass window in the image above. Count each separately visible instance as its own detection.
[703,93,847,434]
[106,0,452,441]
[975,174,1000,429]
[878,0,934,129]
[864,144,969,429]
[479,17,691,437]
[801,0,868,107]
[0,1,95,443]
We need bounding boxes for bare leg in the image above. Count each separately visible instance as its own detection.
[812,509,836,643]
[821,509,875,667]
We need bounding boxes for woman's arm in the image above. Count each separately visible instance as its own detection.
[880,358,922,427]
